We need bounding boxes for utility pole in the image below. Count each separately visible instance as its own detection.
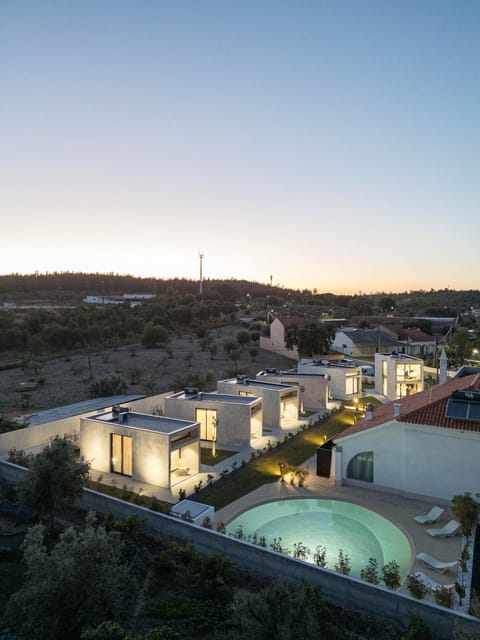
[199,252,204,298]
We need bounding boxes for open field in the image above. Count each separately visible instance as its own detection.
[0,325,296,415]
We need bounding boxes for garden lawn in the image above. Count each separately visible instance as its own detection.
[200,407,354,510]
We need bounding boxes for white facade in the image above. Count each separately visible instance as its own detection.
[217,376,299,430]
[256,370,330,411]
[297,359,362,400]
[334,419,480,503]
[164,390,263,450]
[375,353,424,401]
[80,408,200,489]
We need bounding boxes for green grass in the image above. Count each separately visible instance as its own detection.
[199,408,353,510]
[201,448,237,466]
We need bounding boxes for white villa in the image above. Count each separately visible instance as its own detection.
[216,375,299,431]
[297,358,362,401]
[332,372,480,502]
[80,406,200,489]
[256,369,330,412]
[163,388,263,450]
[375,352,424,401]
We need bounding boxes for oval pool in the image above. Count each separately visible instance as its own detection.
[226,499,411,579]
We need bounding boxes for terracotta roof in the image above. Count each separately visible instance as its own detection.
[335,373,480,440]
[275,315,319,328]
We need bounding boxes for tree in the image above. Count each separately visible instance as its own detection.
[236,330,251,349]
[360,557,379,584]
[5,513,137,640]
[381,560,401,590]
[16,434,90,531]
[406,573,427,599]
[141,323,169,348]
[378,297,395,315]
[285,322,335,357]
[452,492,480,537]
[334,549,351,575]
[451,328,472,366]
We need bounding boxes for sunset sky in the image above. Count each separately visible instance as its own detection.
[1,1,478,294]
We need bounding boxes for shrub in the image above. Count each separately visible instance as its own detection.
[87,375,128,398]
[382,560,401,590]
[360,557,380,584]
[407,574,427,599]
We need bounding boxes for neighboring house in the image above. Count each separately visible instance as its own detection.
[217,375,299,430]
[332,372,480,502]
[256,369,330,412]
[349,315,457,337]
[375,352,424,400]
[164,388,263,450]
[297,359,362,400]
[379,325,436,358]
[259,316,317,361]
[80,406,200,489]
[331,329,398,358]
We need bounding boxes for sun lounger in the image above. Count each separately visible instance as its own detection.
[426,520,461,538]
[414,571,455,592]
[416,552,458,574]
[414,506,444,525]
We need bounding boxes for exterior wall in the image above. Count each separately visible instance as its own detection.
[81,418,169,487]
[128,392,173,415]
[216,381,299,430]
[163,397,255,450]
[297,362,362,400]
[259,319,299,360]
[336,421,480,502]
[331,332,354,356]
[257,372,330,411]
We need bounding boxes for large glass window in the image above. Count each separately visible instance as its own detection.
[195,408,217,441]
[345,374,359,395]
[111,434,132,476]
[346,451,373,482]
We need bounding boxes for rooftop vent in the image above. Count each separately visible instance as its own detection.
[393,403,401,418]
[265,368,277,374]
[365,402,375,420]
[184,387,199,398]
[236,374,248,384]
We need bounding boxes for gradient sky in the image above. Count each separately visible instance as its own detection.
[1,1,478,294]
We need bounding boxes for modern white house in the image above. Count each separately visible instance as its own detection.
[217,375,299,430]
[332,372,480,502]
[375,352,424,400]
[80,406,200,489]
[0,395,147,460]
[297,359,362,401]
[163,388,263,450]
[256,369,330,412]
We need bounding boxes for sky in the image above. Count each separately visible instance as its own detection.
[1,1,479,294]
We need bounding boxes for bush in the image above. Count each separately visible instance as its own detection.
[407,574,427,599]
[87,375,128,398]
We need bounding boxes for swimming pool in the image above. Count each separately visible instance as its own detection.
[226,499,411,579]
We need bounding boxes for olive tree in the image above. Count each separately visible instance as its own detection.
[16,434,90,531]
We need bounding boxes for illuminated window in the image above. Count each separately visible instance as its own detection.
[111,434,132,476]
[345,374,359,395]
[347,451,373,482]
[239,391,255,397]
[195,408,217,441]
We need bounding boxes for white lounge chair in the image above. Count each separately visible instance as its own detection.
[414,571,455,592]
[414,506,444,525]
[416,552,458,574]
[426,519,461,538]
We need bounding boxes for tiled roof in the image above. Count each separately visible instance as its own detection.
[347,329,398,346]
[335,373,480,440]
[276,315,319,328]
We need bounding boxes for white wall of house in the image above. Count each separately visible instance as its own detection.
[375,353,424,401]
[216,379,299,430]
[331,331,355,356]
[297,361,362,400]
[259,318,299,360]
[80,417,200,489]
[336,420,480,502]
[163,396,260,450]
[256,372,330,411]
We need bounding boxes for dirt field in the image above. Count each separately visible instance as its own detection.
[0,325,296,415]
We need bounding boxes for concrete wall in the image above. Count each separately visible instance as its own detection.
[297,362,362,400]
[257,372,330,411]
[0,460,477,640]
[163,397,256,450]
[337,421,480,502]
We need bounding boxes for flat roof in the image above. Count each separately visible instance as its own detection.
[86,410,197,435]
[19,395,146,426]
[168,391,260,405]
[221,378,295,391]
[257,370,329,380]
[171,500,212,519]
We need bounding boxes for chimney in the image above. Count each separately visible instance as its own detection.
[393,403,401,418]
[439,347,448,385]
[365,402,374,420]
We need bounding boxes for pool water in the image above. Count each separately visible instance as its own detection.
[226,499,411,579]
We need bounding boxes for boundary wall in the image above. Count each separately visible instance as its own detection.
[0,461,478,640]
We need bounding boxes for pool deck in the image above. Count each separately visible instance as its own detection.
[216,453,463,599]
